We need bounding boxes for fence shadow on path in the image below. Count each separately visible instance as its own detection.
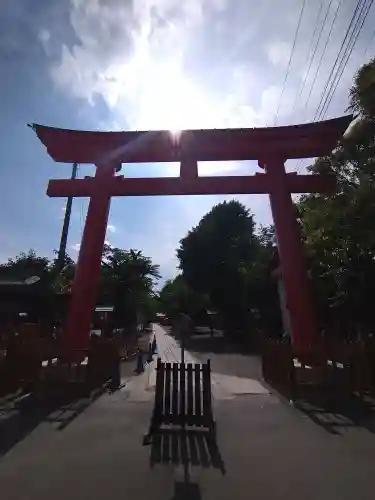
[0,392,54,459]
[293,388,375,436]
[0,388,106,459]
[149,428,225,500]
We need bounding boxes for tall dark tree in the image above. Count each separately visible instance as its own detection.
[0,249,51,282]
[295,57,375,337]
[99,245,160,328]
[159,275,210,321]
[348,57,375,118]
[177,200,278,338]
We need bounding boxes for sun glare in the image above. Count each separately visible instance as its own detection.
[114,58,248,175]
[169,128,182,143]
[126,60,220,132]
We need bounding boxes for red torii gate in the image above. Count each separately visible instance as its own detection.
[32,116,352,360]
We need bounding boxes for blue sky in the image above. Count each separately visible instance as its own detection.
[0,0,374,284]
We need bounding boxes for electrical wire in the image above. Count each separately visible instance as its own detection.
[301,0,344,117]
[295,0,373,176]
[313,0,367,121]
[291,0,327,115]
[295,0,344,173]
[295,0,359,173]
[318,0,374,120]
[272,0,307,126]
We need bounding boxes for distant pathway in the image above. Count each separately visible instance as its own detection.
[152,324,197,364]
[121,324,268,402]
[149,324,269,400]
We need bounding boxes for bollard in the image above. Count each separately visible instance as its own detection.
[135,349,145,374]
[110,358,121,392]
[147,342,153,363]
[151,335,157,354]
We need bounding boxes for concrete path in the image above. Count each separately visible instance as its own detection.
[1,325,375,499]
[122,324,268,402]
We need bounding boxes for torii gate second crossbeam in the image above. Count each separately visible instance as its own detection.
[32,116,352,361]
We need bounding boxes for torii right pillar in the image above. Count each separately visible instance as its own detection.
[262,156,318,359]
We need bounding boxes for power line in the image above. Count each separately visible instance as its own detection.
[296,0,373,176]
[318,0,374,120]
[297,0,366,171]
[295,0,344,173]
[296,0,373,173]
[313,0,366,121]
[291,0,327,114]
[273,0,307,125]
[302,0,344,115]
[315,0,369,119]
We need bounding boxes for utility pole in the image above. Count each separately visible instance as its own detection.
[55,163,78,275]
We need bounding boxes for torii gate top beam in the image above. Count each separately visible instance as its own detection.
[32,116,352,165]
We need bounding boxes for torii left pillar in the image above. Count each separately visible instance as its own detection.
[64,163,116,358]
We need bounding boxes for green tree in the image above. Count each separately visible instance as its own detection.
[348,57,375,118]
[159,275,210,321]
[0,248,77,293]
[0,249,51,282]
[99,245,160,328]
[177,200,277,339]
[50,251,76,292]
[295,57,375,337]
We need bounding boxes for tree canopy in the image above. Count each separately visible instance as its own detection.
[0,245,160,329]
[175,200,281,339]
[158,275,210,322]
[295,57,375,337]
[100,245,160,326]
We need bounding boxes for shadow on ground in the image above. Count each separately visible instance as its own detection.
[161,325,263,381]
[288,386,375,436]
[164,325,256,355]
[0,387,106,459]
[150,428,225,500]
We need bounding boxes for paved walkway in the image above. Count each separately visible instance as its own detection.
[155,324,268,397]
[1,325,375,499]
[121,324,268,402]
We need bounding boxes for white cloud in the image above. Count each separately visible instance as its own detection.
[49,0,282,131]
[71,243,80,252]
[44,0,375,282]
[266,41,291,67]
[45,0,308,283]
[38,29,51,50]
[107,224,116,233]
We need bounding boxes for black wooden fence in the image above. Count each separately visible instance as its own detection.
[146,358,215,439]
[262,337,375,402]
